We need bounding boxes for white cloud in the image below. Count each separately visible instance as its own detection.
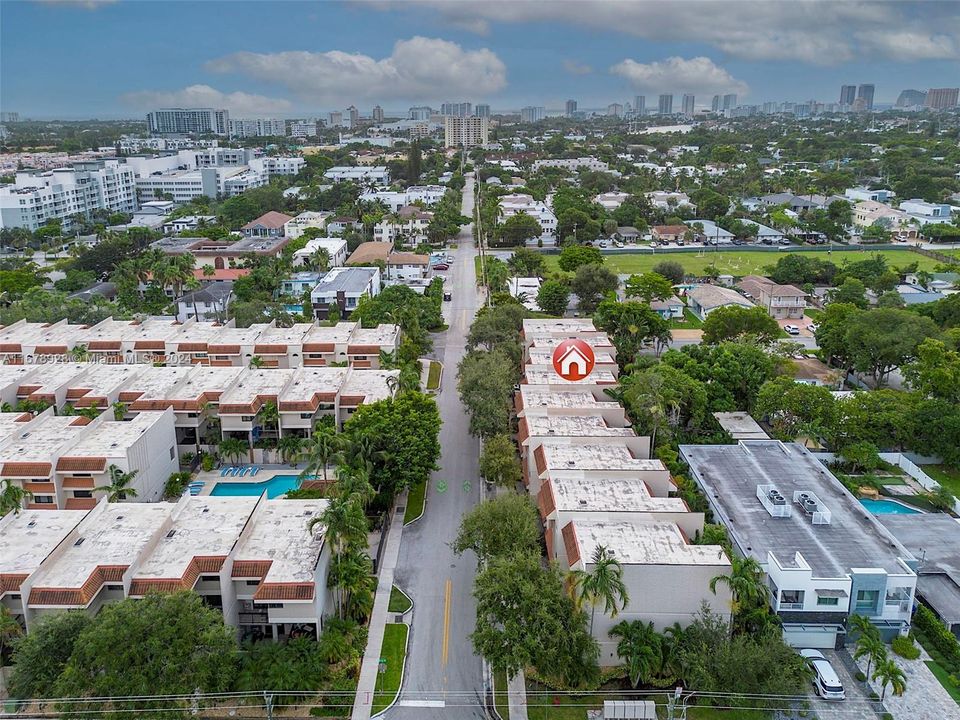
[205,37,507,104]
[121,84,292,116]
[380,1,960,64]
[610,56,749,97]
[562,60,592,76]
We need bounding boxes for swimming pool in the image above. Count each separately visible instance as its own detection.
[859,498,921,515]
[211,474,302,499]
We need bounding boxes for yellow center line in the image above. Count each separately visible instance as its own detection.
[441,578,452,668]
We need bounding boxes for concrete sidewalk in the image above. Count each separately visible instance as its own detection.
[507,672,528,720]
[352,499,406,720]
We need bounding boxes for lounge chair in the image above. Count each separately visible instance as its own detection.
[250,466,260,476]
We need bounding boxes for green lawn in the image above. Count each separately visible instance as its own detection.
[403,480,427,525]
[426,361,442,390]
[370,623,408,715]
[926,660,960,705]
[687,709,771,720]
[524,693,602,720]
[388,585,412,614]
[805,308,824,321]
[926,465,960,497]
[493,670,510,720]
[543,248,941,278]
[668,308,704,329]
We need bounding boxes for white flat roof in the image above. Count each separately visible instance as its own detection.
[280,367,349,402]
[573,519,729,566]
[0,509,88,576]
[233,499,328,584]
[303,322,358,345]
[523,318,599,334]
[209,324,271,347]
[524,414,632,438]
[126,366,196,400]
[523,369,618,385]
[255,323,313,346]
[69,364,144,400]
[549,475,684,513]
[172,321,225,345]
[219,369,295,405]
[539,443,663,472]
[58,412,168,460]
[528,348,616,365]
[134,496,259,579]
[0,415,87,463]
[519,387,617,410]
[18,363,88,395]
[166,365,244,399]
[350,324,399,346]
[341,369,398,402]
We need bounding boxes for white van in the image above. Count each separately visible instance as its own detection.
[799,649,846,700]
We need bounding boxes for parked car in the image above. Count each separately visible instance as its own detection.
[433,263,449,271]
[806,323,817,333]
[799,650,845,700]
[676,238,684,246]
[598,240,608,248]
[784,324,800,336]
[445,255,454,263]
[614,241,625,248]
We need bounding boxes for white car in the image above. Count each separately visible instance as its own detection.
[799,649,845,700]
[806,323,817,333]
[784,324,801,335]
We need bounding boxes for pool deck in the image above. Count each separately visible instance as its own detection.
[193,464,306,496]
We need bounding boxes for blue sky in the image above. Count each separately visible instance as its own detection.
[2,0,959,119]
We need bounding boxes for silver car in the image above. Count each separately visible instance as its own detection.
[799,649,845,700]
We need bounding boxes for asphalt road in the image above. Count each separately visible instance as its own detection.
[387,175,487,719]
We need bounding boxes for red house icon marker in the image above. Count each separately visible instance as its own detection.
[552,339,595,382]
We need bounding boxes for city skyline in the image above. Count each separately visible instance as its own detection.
[2,0,960,118]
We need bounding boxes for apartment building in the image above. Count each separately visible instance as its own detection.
[285,211,333,240]
[0,161,137,231]
[134,166,265,203]
[323,166,390,184]
[374,206,433,246]
[359,185,447,212]
[737,275,807,319]
[530,157,610,173]
[497,193,557,246]
[229,118,286,138]
[443,116,489,148]
[2,495,332,641]
[249,156,306,177]
[147,108,229,136]
[681,441,918,648]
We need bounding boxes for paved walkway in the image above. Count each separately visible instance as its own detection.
[352,499,406,720]
[507,672,528,720]
[853,645,958,720]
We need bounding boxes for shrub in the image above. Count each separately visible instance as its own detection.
[914,605,960,671]
[200,453,215,472]
[892,635,920,660]
[855,670,867,682]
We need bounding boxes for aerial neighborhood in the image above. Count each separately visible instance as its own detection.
[2,4,960,719]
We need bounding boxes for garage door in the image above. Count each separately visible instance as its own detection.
[782,625,839,649]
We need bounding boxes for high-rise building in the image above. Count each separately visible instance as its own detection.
[475,104,491,118]
[328,111,344,128]
[346,105,360,127]
[444,116,488,148]
[371,105,385,123]
[926,88,960,110]
[229,118,286,138]
[634,96,645,115]
[520,106,546,123]
[857,84,875,110]
[147,108,229,136]
[440,102,472,117]
[565,99,578,117]
[658,94,673,115]
[722,94,738,110]
[711,95,722,112]
[289,121,319,139]
[840,85,857,105]
[0,112,19,123]
[895,89,927,108]
[409,106,433,121]
[606,103,624,118]
[682,94,695,116]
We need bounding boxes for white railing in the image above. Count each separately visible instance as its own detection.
[757,484,791,517]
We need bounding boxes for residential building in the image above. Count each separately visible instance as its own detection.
[840,85,857,105]
[176,282,233,323]
[289,121,318,139]
[284,211,333,239]
[646,191,695,211]
[520,106,545,123]
[249,156,306,177]
[374,206,433,246]
[594,191,630,211]
[658,94,673,115]
[845,187,894,203]
[359,185,447,212]
[686,220,734,244]
[741,220,788,243]
[151,234,288,270]
[925,88,959,110]
[681,94,695,116]
[686,284,754,321]
[649,295,684,320]
[322,166,390,184]
[474,104,490,119]
[565,99,578,117]
[292,237,348,268]
[408,106,433,121]
[229,118,286,138]
[440,102,472,117]
[607,103,624,118]
[444,116,489,148]
[857,84,875,110]
[309,267,381,319]
[758,192,824,213]
[723,94,738,110]
[900,198,954,222]
[241,211,293,239]
[531,157,610,173]
[371,105,385,123]
[681,441,918,647]
[497,193,557,246]
[711,95,722,112]
[651,224,688,243]
[896,89,927,108]
[633,96,645,115]
[147,108,229,136]
[712,412,769,440]
[134,166,265,203]
[737,275,807,319]
[852,201,919,239]
[0,161,137,231]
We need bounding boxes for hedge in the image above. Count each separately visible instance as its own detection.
[914,605,960,671]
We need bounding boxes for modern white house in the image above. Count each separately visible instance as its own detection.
[497,193,557,246]
[323,166,390,184]
[292,237,349,268]
[284,211,333,239]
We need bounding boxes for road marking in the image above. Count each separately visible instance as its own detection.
[441,578,452,668]
[397,700,446,708]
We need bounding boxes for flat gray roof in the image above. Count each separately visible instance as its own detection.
[680,441,915,578]
[713,412,769,440]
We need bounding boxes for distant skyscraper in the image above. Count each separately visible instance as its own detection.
[520,106,546,123]
[634,96,646,115]
[658,94,673,115]
[926,88,960,109]
[840,85,857,105]
[0,112,19,123]
[147,108,229,136]
[441,102,472,117]
[607,103,624,118]
[895,89,927,107]
[371,105,384,123]
[857,84,875,110]
[565,99,578,117]
[711,95,721,112]
[475,103,491,118]
[327,111,344,128]
[444,116,488,148]
[409,106,432,121]
[722,94,738,110]
[682,94,695,116]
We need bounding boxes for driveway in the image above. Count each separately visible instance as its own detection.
[805,649,882,719]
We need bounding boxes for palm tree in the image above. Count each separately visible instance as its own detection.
[112,401,127,421]
[327,546,376,622]
[308,497,369,619]
[609,620,662,688]
[219,437,249,465]
[94,464,139,502]
[301,429,342,481]
[332,464,377,507]
[854,632,887,681]
[0,480,31,516]
[343,431,385,471]
[573,545,630,635]
[709,555,768,614]
[658,622,685,681]
[277,436,305,466]
[69,344,90,362]
[872,657,907,701]
[849,613,881,643]
[249,355,266,369]
[202,264,216,278]
[0,606,22,662]
[257,401,280,440]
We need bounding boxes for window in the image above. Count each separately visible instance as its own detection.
[886,587,911,607]
[34,496,54,504]
[856,590,880,611]
[245,580,260,586]
[817,596,840,607]
[779,590,804,608]
[241,415,255,422]
[74,490,93,499]
[169,447,175,460]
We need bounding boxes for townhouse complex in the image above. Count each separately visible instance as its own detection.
[515,319,731,663]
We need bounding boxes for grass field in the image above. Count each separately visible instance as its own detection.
[388,585,412,614]
[370,623,408,715]
[426,361,442,390]
[926,465,960,498]
[403,479,426,525]
[543,248,941,277]
[493,670,510,720]
[668,308,704,329]
[926,660,960,705]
